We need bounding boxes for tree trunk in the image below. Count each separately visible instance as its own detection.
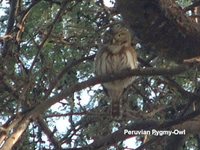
[116,0,200,62]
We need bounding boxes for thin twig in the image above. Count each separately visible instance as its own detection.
[29,0,69,73]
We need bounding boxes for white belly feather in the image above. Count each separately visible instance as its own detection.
[96,48,137,91]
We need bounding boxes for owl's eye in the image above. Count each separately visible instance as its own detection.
[117,33,122,38]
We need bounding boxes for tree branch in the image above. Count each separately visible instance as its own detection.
[2,0,18,56]
[44,54,95,99]
[116,0,200,62]
[29,0,70,73]
[0,66,186,149]
[64,109,200,150]
[30,65,188,118]
[0,115,30,150]
[37,116,61,149]
[5,0,18,34]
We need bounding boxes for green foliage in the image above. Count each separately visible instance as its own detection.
[176,0,192,7]
[0,0,200,149]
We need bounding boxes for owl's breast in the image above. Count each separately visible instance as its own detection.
[107,45,122,54]
[96,46,137,75]
[95,45,138,91]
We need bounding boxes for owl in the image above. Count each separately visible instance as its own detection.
[94,26,138,117]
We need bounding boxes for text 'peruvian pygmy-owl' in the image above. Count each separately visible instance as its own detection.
[94,25,138,117]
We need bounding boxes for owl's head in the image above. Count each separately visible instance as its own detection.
[111,26,132,46]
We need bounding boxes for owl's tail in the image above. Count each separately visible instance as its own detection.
[111,98,121,117]
[109,90,123,118]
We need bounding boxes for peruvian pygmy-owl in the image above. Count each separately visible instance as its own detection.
[95,25,138,117]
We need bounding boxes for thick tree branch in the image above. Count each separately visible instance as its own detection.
[5,0,18,34]
[0,115,22,146]
[116,0,200,62]
[16,0,39,43]
[0,65,190,149]
[0,66,186,149]
[37,116,61,149]
[0,115,30,150]
[64,109,200,150]
[63,120,159,150]
[32,65,188,117]
[2,0,18,56]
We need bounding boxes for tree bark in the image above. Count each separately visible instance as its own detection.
[0,117,30,150]
[116,0,200,62]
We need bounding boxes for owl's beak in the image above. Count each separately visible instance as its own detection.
[112,38,116,44]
